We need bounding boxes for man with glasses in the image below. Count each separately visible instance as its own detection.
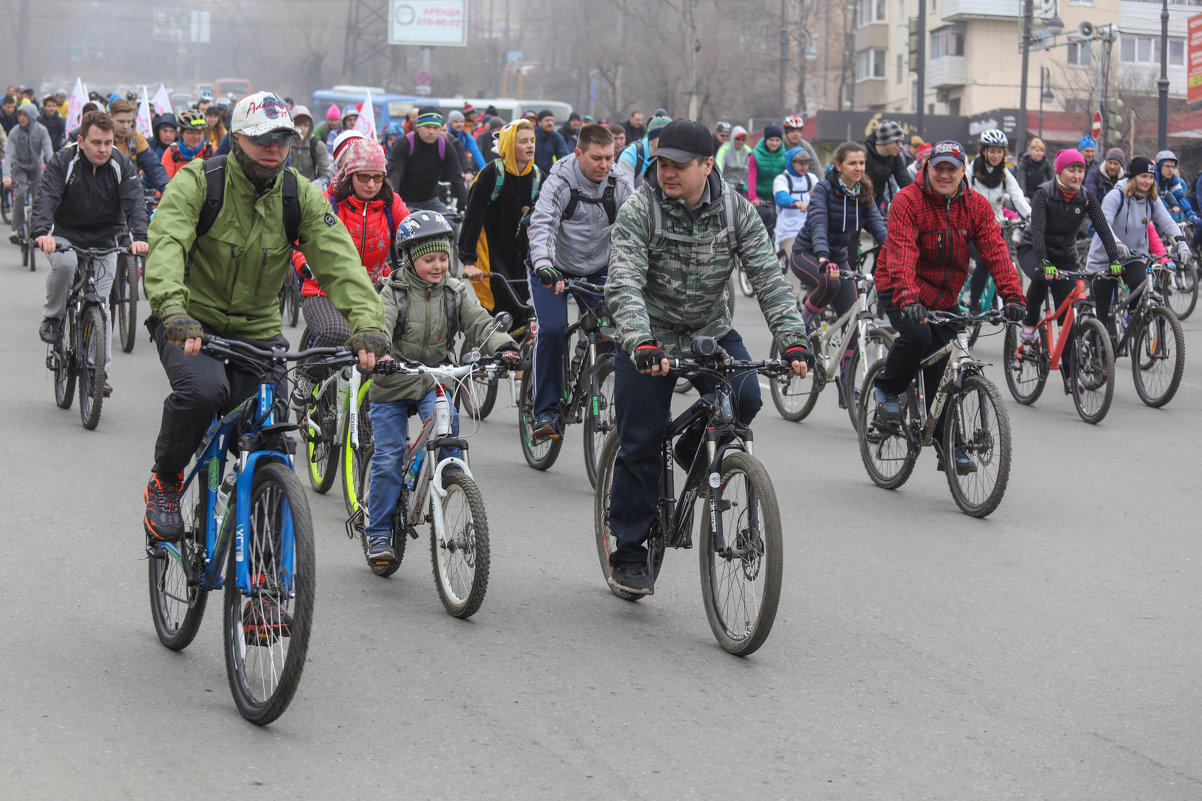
[140,91,388,544]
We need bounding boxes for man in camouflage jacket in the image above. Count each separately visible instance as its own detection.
[601,119,811,597]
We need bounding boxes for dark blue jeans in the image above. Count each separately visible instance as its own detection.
[528,271,605,418]
[608,329,761,566]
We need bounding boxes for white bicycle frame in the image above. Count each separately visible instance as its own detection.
[810,274,891,386]
[913,329,982,447]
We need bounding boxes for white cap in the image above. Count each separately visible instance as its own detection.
[331,129,368,165]
[229,91,298,138]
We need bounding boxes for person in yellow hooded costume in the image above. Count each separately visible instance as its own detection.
[457,119,543,324]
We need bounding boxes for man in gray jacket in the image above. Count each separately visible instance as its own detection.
[3,100,53,243]
[526,122,633,439]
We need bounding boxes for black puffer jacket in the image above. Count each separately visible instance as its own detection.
[1016,152,1054,195]
[1019,179,1118,266]
[30,146,148,248]
[863,138,912,208]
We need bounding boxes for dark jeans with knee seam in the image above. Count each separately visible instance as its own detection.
[608,330,761,566]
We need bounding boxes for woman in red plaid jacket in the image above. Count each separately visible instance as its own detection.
[871,140,1026,473]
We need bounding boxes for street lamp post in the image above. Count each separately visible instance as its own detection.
[1158,0,1170,150]
[1018,0,1034,157]
[779,0,789,121]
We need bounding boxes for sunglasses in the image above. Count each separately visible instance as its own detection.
[247,130,296,148]
[353,173,385,184]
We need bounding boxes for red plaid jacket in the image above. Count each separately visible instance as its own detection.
[875,169,1024,310]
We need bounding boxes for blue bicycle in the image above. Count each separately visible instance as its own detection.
[146,335,356,724]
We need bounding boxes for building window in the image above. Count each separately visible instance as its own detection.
[856,47,887,80]
[930,26,965,59]
[948,97,961,116]
[1121,34,1186,66]
[897,53,904,83]
[856,0,886,26]
[1066,40,1092,67]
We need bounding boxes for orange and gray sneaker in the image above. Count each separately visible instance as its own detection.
[243,595,292,646]
[144,471,185,542]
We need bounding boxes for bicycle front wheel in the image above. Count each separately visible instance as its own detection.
[116,255,138,353]
[223,462,315,726]
[342,382,373,517]
[1165,261,1198,320]
[857,360,920,490]
[303,376,341,494]
[768,340,820,422]
[286,282,300,328]
[53,311,76,409]
[430,470,491,618]
[1071,316,1115,425]
[699,450,783,656]
[1131,305,1186,408]
[148,464,209,650]
[78,305,106,430]
[517,354,562,471]
[844,328,895,432]
[1002,323,1049,405]
[582,352,616,489]
[943,375,1012,518]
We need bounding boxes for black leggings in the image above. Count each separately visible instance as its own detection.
[790,250,856,321]
[1092,259,1146,323]
[1018,246,1077,379]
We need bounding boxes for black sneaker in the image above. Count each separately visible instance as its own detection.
[532,412,559,441]
[608,561,654,596]
[952,445,977,475]
[365,536,397,566]
[144,471,185,542]
[242,595,292,646]
[39,318,61,344]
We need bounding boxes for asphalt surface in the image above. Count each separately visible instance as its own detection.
[1,241,1200,800]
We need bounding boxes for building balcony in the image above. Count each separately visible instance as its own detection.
[941,0,1021,21]
[927,56,966,89]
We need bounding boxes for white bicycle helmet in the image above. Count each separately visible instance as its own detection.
[979,128,1008,148]
[783,115,804,131]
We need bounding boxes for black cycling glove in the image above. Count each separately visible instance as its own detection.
[534,263,563,287]
[633,342,667,371]
[782,345,814,369]
[903,303,929,326]
[162,312,203,343]
[1003,302,1026,323]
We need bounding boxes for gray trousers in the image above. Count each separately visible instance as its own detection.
[10,165,39,234]
[44,248,117,377]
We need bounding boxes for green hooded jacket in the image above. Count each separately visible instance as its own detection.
[605,171,808,359]
[144,156,384,339]
[370,266,518,403]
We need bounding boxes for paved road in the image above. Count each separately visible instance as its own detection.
[2,243,1201,800]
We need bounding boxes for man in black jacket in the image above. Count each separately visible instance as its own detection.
[33,111,148,396]
[0,95,19,134]
[39,96,66,151]
[864,119,912,213]
[386,107,468,212]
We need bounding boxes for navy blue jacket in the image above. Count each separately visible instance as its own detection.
[533,127,569,173]
[792,171,888,264]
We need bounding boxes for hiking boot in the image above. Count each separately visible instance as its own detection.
[144,471,185,542]
[873,386,901,420]
[365,536,397,566]
[608,561,654,596]
[39,317,61,344]
[532,412,559,441]
[242,595,292,646]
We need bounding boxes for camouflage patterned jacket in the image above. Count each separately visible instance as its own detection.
[605,169,808,358]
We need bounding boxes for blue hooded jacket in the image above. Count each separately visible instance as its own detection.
[1157,154,1196,220]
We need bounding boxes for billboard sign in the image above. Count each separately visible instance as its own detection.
[389,0,467,47]
[1189,15,1202,104]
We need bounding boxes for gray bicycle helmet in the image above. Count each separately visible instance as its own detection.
[396,210,454,270]
[979,128,1008,148]
[714,121,732,134]
[875,119,904,145]
[1156,149,1178,164]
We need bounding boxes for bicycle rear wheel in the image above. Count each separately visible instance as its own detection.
[1131,305,1185,408]
[582,352,616,489]
[517,350,562,471]
[857,360,920,490]
[1164,261,1198,320]
[943,375,1011,518]
[594,429,663,601]
[0,187,10,225]
[77,305,106,430]
[768,340,821,422]
[286,281,300,327]
[148,464,210,650]
[431,470,491,618]
[1070,316,1115,425]
[455,338,498,420]
[698,450,783,656]
[302,376,341,494]
[53,311,76,409]
[1002,323,1049,405]
[844,328,894,432]
[223,462,315,726]
[342,382,373,517]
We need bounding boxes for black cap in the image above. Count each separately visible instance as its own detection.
[653,119,714,163]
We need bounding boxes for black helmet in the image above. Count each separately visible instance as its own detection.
[395,211,454,270]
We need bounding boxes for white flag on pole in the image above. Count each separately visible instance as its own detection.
[136,86,154,140]
[64,77,86,133]
[151,84,173,117]
[354,89,377,142]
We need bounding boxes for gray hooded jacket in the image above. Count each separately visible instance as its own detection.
[1087,177,1183,272]
[3,102,53,173]
[527,153,633,278]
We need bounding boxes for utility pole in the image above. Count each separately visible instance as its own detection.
[1158,0,1170,150]
[916,0,926,137]
[779,0,788,121]
[1017,0,1033,157]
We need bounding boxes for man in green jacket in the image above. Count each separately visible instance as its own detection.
[142,91,389,543]
[602,119,812,597]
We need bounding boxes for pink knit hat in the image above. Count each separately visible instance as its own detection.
[1054,148,1085,175]
[333,137,387,190]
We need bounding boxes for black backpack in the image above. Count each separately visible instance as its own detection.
[195,155,301,242]
[563,175,618,225]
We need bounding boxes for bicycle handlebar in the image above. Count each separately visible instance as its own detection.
[667,356,795,379]
[201,335,357,367]
[51,242,132,257]
[925,309,1009,326]
[372,355,502,380]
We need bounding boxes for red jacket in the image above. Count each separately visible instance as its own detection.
[293,191,410,296]
[875,167,1024,310]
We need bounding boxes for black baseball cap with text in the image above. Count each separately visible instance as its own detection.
[653,119,714,163]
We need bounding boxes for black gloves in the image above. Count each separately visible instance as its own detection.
[346,328,390,357]
[903,303,929,326]
[1003,301,1026,323]
[633,342,667,371]
[782,345,814,369]
[162,312,203,342]
[534,262,563,287]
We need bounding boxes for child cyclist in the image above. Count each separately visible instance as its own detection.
[364,211,522,568]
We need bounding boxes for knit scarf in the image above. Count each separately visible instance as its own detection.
[177,138,203,160]
[1055,176,1078,203]
[972,156,1004,189]
[838,176,861,197]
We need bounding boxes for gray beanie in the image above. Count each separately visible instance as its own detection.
[448,110,465,123]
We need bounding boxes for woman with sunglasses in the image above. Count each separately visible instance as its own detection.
[291,137,410,403]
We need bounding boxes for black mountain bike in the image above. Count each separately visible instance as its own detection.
[1110,253,1187,408]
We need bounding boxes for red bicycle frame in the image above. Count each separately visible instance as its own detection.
[1028,280,1088,372]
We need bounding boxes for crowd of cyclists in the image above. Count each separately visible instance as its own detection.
[3,76,1196,612]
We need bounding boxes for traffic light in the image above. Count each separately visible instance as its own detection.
[908,17,919,73]
[1104,97,1124,146]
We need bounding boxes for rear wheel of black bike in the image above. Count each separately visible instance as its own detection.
[857,360,920,490]
[53,310,76,409]
[78,305,106,430]
[582,352,615,489]
[517,348,562,471]
[223,462,314,726]
[594,430,664,601]
[768,340,820,422]
[303,375,341,494]
[1070,316,1115,425]
[148,464,210,650]
[342,383,373,518]
[113,255,139,353]
[1003,323,1049,405]
[943,374,1011,518]
[455,337,498,420]
[0,186,10,225]
[431,470,491,618]
[699,450,783,656]
[1164,261,1198,320]
[1131,305,1185,408]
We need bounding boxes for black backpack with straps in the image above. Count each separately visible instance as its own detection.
[563,174,619,225]
[195,155,301,242]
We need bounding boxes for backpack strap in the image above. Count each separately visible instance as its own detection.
[388,282,462,345]
[489,159,506,204]
[309,136,319,166]
[196,154,227,238]
[281,168,300,243]
[564,175,619,225]
[404,129,447,162]
[391,285,409,337]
